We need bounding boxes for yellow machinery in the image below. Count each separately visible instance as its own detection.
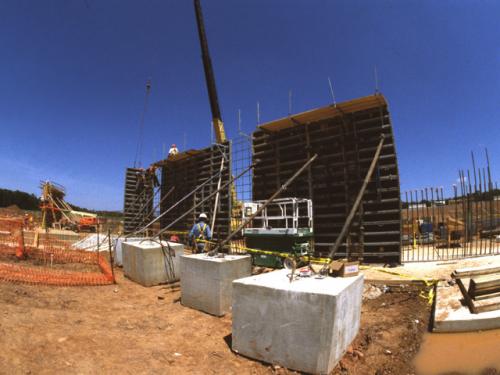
[40,181,98,231]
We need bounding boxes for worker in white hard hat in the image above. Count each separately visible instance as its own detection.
[168,144,179,157]
[188,213,212,253]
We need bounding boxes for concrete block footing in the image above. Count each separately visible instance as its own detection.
[180,254,252,316]
[115,237,142,266]
[122,240,184,287]
[232,270,364,374]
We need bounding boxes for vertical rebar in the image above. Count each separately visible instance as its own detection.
[430,187,435,261]
[421,189,428,260]
[478,168,484,255]
[327,77,337,106]
[459,170,466,254]
[453,184,458,259]
[256,101,260,124]
[415,190,421,259]
[482,166,487,254]
[405,191,410,261]
[435,187,441,255]
[438,187,446,259]
[472,166,480,256]
[409,190,414,258]
[467,170,473,256]
[484,168,491,254]
[425,187,434,259]
[486,149,494,253]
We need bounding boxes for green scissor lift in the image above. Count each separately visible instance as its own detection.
[242,198,314,268]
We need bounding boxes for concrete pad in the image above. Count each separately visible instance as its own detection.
[122,240,184,287]
[232,270,364,374]
[180,254,252,316]
[433,281,500,332]
[363,255,500,282]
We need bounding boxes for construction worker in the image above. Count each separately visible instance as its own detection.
[188,213,212,253]
[146,165,160,187]
[168,144,179,157]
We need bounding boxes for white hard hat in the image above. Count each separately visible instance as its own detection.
[199,213,208,220]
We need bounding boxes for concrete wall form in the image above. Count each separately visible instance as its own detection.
[252,94,401,263]
[159,142,232,241]
[123,168,154,234]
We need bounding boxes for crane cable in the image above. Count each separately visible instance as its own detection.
[133,79,152,168]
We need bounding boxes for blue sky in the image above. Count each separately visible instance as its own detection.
[0,0,498,210]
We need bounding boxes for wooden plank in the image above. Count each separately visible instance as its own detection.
[474,291,500,301]
[456,278,477,314]
[471,273,500,288]
[457,277,500,313]
[258,95,387,132]
[452,265,500,279]
[469,273,500,298]
[474,295,500,313]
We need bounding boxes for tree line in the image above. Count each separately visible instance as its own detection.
[0,187,122,218]
[0,188,40,210]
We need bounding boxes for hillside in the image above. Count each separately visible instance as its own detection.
[0,187,122,218]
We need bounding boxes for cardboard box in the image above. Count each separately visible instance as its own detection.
[329,260,359,277]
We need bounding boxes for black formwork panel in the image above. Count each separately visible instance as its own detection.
[123,168,154,234]
[160,142,231,241]
[252,95,401,264]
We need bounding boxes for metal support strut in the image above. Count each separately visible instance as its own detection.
[325,135,385,266]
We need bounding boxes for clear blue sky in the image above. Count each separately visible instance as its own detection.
[0,0,498,210]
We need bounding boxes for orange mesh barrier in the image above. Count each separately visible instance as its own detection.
[0,218,114,286]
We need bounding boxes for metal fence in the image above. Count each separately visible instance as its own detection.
[401,181,500,262]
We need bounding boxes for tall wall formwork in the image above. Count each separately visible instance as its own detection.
[159,142,232,241]
[123,168,154,234]
[252,94,401,263]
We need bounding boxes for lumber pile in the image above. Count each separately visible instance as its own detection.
[453,265,500,314]
[468,274,500,299]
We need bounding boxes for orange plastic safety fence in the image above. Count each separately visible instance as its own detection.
[0,263,112,286]
[0,218,24,258]
[0,217,114,286]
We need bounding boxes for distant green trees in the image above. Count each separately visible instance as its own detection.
[0,188,40,210]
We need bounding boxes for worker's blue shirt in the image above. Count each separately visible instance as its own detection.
[188,221,212,242]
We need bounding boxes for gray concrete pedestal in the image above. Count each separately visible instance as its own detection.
[122,240,184,286]
[180,254,252,316]
[232,269,364,374]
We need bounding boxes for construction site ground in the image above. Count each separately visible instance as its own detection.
[0,267,430,375]
[363,254,500,282]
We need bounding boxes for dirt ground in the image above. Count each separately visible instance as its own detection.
[0,270,430,375]
[0,253,100,273]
